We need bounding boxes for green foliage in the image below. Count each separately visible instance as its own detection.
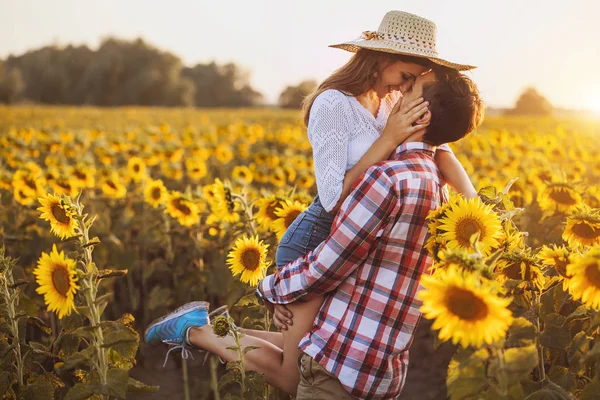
[1,37,264,107]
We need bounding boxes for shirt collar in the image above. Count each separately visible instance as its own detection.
[393,141,437,159]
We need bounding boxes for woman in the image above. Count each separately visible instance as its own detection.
[145,10,478,396]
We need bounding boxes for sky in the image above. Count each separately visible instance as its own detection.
[1,0,599,110]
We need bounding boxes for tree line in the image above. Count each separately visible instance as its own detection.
[0,37,262,107]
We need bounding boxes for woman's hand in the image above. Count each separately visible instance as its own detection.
[273,304,294,331]
[381,97,431,145]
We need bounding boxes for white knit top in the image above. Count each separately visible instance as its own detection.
[307,89,451,212]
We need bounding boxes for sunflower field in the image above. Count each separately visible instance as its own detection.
[1,105,600,400]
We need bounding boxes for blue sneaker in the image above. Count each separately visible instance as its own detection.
[144,301,209,366]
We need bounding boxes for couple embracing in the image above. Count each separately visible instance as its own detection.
[145,10,484,399]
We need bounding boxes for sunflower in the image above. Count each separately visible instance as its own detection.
[272,200,308,241]
[537,183,582,214]
[269,168,287,188]
[214,145,233,164]
[50,177,79,198]
[13,186,37,206]
[255,195,286,230]
[34,244,79,319]
[185,158,208,181]
[37,193,78,239]
[538,244,572,290]
[100,174,127,199]
[562,206,600,249]
[495,250,546,293]
[566,246,600,309]
[232,166,253,185]
[418,266,513,348]
[226,235,270,286]
[296,174,315,189]
[437,197,503,256]
[71,165,96,188]
[127,157,146,183]
[165,191,200,227]
[143,179,168,208]
[12,169,45,198]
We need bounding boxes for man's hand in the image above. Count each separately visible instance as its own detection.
[273,304,294,331]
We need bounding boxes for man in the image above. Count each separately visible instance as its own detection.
[257,68,484,399]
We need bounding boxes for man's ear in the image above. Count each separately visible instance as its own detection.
[416,109,432,125]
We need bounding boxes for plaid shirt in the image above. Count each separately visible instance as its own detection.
[261,142,449,399]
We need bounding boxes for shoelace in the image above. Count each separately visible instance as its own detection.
[162,339,195,367]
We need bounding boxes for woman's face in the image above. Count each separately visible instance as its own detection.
[375,60,431,98]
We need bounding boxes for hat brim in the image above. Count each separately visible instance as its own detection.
[329,40,476,71]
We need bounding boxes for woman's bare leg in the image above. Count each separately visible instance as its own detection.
[188,325,298,395]
[240,329,284,349]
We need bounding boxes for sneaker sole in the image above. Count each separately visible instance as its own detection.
[208,305,229,319]
[144,301,209,341]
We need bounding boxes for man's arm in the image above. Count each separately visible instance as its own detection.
[260,165,398,304]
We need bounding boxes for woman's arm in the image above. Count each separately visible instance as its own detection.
[329,97,431,212]
[435,148,477,199]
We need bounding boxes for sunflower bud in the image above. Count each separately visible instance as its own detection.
[212,315,232,338]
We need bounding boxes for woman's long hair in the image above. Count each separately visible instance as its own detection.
[302,49,434,126]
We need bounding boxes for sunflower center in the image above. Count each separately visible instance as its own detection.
[241,248,261,271]
[571,222,600,239]
[456,217,484,247]
[445,286,489,321]
[51,204,71,224]
[51,265,71,297]
[584,263,600,288]
[284,210,302,228]
[266,202,279,220]
[74,170,86,180]
[151,187,162,200]
[173,198,192,215]
[549,187,577,205]
[106,180,117,190]
[133,164,140,173]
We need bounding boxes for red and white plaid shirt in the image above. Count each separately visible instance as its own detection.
[261,142,449,399]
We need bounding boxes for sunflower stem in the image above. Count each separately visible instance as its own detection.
[0,250,25,388]
[534,292,546,381]
[75,200,109,390]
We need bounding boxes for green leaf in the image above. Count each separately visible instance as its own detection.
[243,345,261,354]
[580,377,600,400]
[64,383,97,400]
[525,380,574,400]
[218,371,240,391]
[565,305,590,324]
[547,366,576,392]
[127,377,159,393]
[489,345,538,387]
[566,331,592,371]
[61,346,96,370]
[27,316,52,334]
[106,367,128,399]
[447,349,490,400]
[540,315,570,350]
[540,286,558,317]
[506,317,537,347]
[0,371,14,398]
[234,292,258,308]
[20,378,56,400]
[56,333,81,360]
[28,341,52,357]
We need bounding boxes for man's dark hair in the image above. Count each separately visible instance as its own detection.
[421,68,485,146]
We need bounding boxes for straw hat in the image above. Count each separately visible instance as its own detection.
[329,11,476,71]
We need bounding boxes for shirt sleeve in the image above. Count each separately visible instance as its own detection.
[307,90,352,212]
[436,143,454,154]
[261,165,398,304]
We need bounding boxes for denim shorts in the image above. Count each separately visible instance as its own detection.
[275,195,335,271]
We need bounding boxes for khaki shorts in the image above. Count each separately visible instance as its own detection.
[296,353,356,400]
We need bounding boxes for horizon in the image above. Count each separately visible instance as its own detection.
[1,0,599,111]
